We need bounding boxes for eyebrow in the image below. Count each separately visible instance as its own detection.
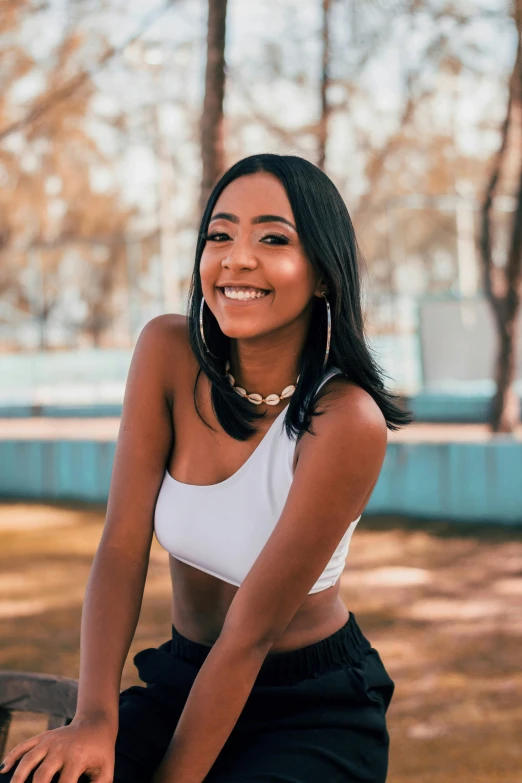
[209,212,296,231]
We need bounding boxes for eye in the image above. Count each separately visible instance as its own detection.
[204,232,229,242]
[204,231,289,244]
[261,233,289,245]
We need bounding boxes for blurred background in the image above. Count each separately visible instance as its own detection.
[0,1,521,781]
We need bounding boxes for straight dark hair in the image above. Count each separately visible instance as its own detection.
[186,153,413,442]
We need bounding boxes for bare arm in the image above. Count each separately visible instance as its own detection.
[151,383,387,783]
[74,315,177,734]
[0,318,179,783]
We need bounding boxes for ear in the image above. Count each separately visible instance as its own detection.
[313,283,328,298]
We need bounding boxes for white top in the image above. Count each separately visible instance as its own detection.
[153,366,361,594]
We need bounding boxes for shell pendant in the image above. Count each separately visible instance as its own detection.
[225,361,300,405]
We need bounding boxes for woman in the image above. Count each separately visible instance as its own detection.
[0,153,412,783]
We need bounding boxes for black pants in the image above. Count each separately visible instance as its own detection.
[4,612,395,783]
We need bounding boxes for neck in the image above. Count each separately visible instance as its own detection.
[225,301,316,406]
[227,341,301,405]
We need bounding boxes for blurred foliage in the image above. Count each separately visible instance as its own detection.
[0,0,518,354]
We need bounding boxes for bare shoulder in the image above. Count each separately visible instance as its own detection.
[309,375,388,451]
[138,312,188,351]
[289,376,388,521]
[135,313,191,386]
[138,313,190,369]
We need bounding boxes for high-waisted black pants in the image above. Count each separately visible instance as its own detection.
[3,612,395,783]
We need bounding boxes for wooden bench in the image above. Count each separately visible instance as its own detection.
[0,671,78,759]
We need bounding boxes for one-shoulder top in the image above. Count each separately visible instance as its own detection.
[153,366,361,594]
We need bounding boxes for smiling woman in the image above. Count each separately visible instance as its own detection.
[0,154,412,783]
[191,156,411,440]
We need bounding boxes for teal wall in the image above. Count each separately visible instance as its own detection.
[1,438,521,523]
[368,441,522,523]
[409,388,522,423]
[0,441,116,503]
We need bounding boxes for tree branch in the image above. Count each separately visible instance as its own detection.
[0,0,178,141]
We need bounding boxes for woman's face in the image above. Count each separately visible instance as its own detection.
[200,172,323,341]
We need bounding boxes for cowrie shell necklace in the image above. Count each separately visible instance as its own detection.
[225,360,300,406]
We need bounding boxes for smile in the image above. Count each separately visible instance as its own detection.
[217,287,272,303]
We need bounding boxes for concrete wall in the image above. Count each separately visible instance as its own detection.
[1,438,521,524]
[0,441,116,503]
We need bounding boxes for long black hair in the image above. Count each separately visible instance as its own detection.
[186,153,413,441]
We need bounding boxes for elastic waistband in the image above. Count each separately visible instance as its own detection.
[170,611,372,685]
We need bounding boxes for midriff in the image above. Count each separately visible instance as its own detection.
[169,556,349,653]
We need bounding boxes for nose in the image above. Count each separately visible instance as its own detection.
[221,234,257,271]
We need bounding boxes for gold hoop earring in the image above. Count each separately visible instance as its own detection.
[322,291,331,370]
[199,296,219,359]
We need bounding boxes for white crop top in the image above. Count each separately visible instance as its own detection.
[154,366,361,594]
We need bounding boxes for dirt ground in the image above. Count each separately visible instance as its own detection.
[0,501,521,782]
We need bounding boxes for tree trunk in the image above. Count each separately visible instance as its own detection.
[479,2,522,433]
[199,0,228,217]
[317,0,332,171]
[490,301,520,431]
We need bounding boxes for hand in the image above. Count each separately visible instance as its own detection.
[0,715,116,783]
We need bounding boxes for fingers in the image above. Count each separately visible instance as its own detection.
[57,761,112,783]
[5,745,50,783]
[24,757,63,783]
[0,735,45,775]
[8,754,85,783]
[53,763,86,783]
[56,761,104,783]
[0,727,114,783]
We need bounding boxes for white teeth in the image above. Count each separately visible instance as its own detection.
[223,287,268,300]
